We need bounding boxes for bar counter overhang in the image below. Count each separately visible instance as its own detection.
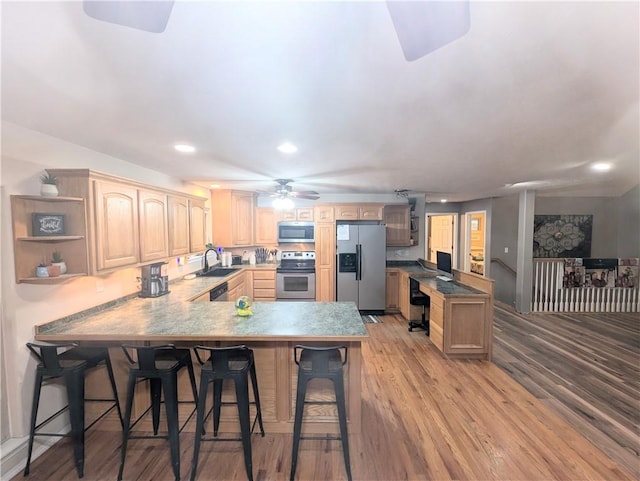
[35,300,368,434]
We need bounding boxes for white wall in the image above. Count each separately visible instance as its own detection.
[0,122,208,442]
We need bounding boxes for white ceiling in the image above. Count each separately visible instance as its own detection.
[2,1,638,202]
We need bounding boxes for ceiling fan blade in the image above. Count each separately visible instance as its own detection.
[291,190,319,196]
[386,0,470,61]
[83,0,175,33]
[291,194,320,200]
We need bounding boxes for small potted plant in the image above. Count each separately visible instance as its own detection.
[39,172,58,197]
[35,263,49,278]
[51,250,67,274]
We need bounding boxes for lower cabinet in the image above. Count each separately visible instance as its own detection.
[429,293,490,358]
[385,269,400,312]
[227,271,248,301]
[251,269,276,301]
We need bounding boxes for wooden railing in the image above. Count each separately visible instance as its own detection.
[490,257,516,277]
[532,259,639,312]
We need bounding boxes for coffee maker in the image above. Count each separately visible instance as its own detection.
[140,261,169,298]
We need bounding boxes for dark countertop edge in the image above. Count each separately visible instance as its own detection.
[34,333,369,342]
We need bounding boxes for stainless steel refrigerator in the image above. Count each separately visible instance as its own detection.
[336,223,386,312]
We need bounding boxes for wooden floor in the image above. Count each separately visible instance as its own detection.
[16,309,637,481]
[492,303,640,477]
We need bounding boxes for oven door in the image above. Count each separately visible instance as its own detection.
[276,272,316,300]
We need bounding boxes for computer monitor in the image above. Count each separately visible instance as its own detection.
[436,251,453,279]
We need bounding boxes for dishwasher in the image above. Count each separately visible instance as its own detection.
[209,282,229,301]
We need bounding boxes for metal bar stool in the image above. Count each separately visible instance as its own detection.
[118,344,199,481]
[190,345,265,481]
[408,278,430,335]
[290,345,352,481]
[24,342,122,478]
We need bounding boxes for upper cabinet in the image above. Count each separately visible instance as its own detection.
[138,189,169,264]
[255,207,279,245]
[167,196,207,256]
[280,207,314,221]
[314,205,335,223]
[384,204,411,246]
[44,169,207,275]
[167,195,190,256]
[189,198,207,253]
[335,204,383,221]
[211,190,255,247]
[11,195,90,283]
[94,180,141,270]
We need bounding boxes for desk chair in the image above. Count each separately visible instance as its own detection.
[408,278,430,335]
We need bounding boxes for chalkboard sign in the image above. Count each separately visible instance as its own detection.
[32,213,65,236]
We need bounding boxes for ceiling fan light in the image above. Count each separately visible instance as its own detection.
[273,196,294,210]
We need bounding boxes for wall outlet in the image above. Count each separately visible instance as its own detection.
[504,247,509,253]
[96,279,104,293]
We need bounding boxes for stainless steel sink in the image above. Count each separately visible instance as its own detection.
[196,267,240,277]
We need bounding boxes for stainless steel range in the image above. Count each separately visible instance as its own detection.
[276,251,316,301]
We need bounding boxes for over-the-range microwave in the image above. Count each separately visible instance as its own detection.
[277,221,315,243]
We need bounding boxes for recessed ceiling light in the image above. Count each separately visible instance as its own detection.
[174,143,195,153]
[591,162,612,172]
[277,142,298,154]
[210,184,221,189]
[440,199,447,203]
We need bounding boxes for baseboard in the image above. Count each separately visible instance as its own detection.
[0,428,66,481]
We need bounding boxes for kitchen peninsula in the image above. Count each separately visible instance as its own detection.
[34,278,367,434]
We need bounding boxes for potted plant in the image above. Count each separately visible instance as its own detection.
[51,250,67,274]
[39,172,58,197]
[35,263,49,278]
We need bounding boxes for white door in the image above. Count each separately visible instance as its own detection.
[427,215,454,262]
[465,211,486,276]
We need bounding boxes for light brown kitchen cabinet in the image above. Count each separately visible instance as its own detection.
[47,169,208,274]
[315,221,336,301]
[189,198,207,253]
[335,204,384,221]
[227,271,248,301]
[211,190,255,247]
[314,205,335,222]
[385,269,400,311]
[254,207,279,245]
[399,270,411,319]
[138,189,169,263]
[250,269,276,301]
[280,207,314,221]
[94,180,140,270]
[384,205,411,246]
[10,195,90,283]
[167,196,190,256]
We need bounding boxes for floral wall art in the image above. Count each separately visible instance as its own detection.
[533,214,593,258]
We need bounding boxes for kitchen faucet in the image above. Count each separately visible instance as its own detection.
[202,248,216,273]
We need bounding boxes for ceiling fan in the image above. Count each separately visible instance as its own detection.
[263,179,319,210]
[82,1,470,61]
[270,179,319,200]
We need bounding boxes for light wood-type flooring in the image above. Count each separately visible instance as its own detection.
[15,305,637,480]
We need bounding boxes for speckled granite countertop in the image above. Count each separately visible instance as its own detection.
[35,267,368,342]
[414,277,488,296]
[387,261,487,296]
[386,260,436,276]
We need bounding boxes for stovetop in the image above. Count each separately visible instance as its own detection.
[277,251,316,273]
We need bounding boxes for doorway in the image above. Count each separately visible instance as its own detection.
[465,211,486,276]
[426,214,456,266]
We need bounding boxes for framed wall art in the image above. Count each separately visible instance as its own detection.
[32,213,66,236]
[533,214,592,258]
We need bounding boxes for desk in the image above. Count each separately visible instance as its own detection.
[35,300,367,434]
[412,276,493,360]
